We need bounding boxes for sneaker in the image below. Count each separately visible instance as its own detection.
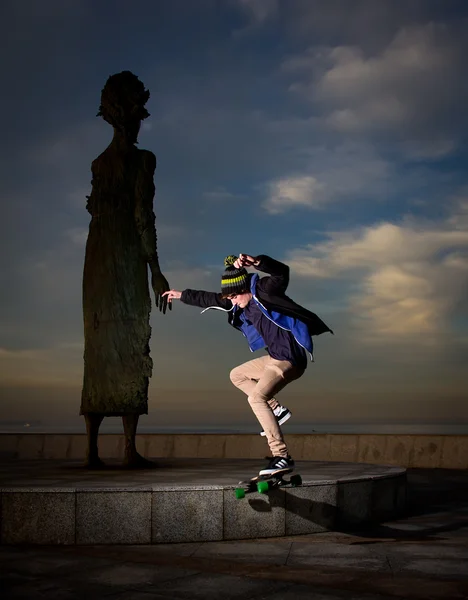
[259,455,294,476]
[260,406,291,436]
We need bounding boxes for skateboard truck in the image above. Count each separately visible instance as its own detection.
[234,469,302,499]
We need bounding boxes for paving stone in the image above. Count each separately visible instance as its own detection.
[193,540,292,564]
[4,553,115,576]
[223,487,285,540]
[152,490,223,543]
[5,576,133,599]
[400,558,468,578]
[76,491,151,544]
[152,572,291,599]
[1,492,75,544]
[285,484,337,534]
[287,542,389,571]
[251,583,387,600]
[115,542,201,557]
[76,562,199,587]
[109,592,170,600]
[337,480,373,525]
[372,476,398,522]
[390,543,468,559]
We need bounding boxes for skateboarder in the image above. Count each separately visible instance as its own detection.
[163,253,333,475]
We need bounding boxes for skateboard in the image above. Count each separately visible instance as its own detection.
[234,468,302,499]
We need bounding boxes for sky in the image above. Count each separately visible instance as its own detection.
[1,0,467,433]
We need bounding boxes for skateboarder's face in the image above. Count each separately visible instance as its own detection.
[227,292,252,308]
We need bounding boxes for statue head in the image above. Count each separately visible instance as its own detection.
[97,71,150,144]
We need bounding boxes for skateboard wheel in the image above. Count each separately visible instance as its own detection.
[235,488,245,500]
[290,474,302,487]
[257,481,269,494]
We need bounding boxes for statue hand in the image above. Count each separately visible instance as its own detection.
[151,271,171,314]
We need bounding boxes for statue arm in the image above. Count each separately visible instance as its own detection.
[135,150,170,313]
[135,151,161,272]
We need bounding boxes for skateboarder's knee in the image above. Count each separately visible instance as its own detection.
[247,392,267,407]
[229,366,243,386]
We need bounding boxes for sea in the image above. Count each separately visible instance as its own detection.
[1,421,468,435]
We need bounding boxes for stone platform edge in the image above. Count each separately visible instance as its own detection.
[0,433,467,469]
[0,472,406,545]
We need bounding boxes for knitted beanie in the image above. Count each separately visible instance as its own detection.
[221,255,249,297]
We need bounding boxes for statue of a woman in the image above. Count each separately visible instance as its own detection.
[80,71,170,468]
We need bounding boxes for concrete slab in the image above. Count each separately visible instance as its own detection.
[152,489,223,543]
[285,483,337,535]
[1,469,467,600]
[1,491,75,544]
[337,480,373,525]
[223,487,286,540]
[16,434,45,459]
[43,435,70,460]
[386,435,415,466]
[0,458,406,544]
[357,434,388,464]
[148,571,291,599]
[143,434,175,458]
[197,435,227,459]
[440,435,468,469]
[412,436,444,468]
[74,562,199,587]
[192,540,292,564]
[76,491,151,544]
[287,542,390,571]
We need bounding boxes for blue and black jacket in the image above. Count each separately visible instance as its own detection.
[180,255,333,361]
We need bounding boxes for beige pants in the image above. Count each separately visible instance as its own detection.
[229,355,304,457]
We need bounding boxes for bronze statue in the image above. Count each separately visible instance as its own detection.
[80,71,170,468]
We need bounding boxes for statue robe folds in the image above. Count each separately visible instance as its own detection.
[81,148,156,415]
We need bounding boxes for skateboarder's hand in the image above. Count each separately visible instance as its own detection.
[234,254,259,269]
[151,271,172,314]
[162,290,182,303]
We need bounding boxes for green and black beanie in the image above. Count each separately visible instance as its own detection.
[221,255,249,297]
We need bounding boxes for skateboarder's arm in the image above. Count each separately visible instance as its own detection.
[163,289,232,310]
[253,255,290,295]
[181,289,232,309]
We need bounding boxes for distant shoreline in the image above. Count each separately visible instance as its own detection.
[2,423,468,435]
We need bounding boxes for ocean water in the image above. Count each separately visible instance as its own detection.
[1,422,468,434]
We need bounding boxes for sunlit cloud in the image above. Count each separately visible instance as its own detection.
[262,142,390,213]
[286,201,468,339]
[282,23,466,158]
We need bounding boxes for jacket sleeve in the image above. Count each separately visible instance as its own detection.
[180,289,233,310]
[254,255,289,295]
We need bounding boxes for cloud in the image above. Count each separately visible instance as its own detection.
[262,142,390,213]
[203,187,246,203]
[282,22,467,158]
[286,201,468,340]
[231,0,279,35]
[66,188,92,209]
[63,227,88,247]
[263,175,324,213]
[235,0,279,23]
[30,119,108,172]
